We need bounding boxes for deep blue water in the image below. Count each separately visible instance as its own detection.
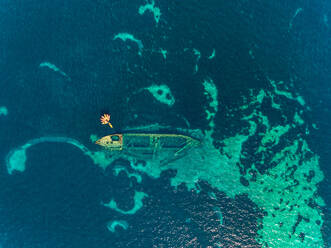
[0,0,330,247]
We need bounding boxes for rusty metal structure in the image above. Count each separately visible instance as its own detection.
[95,133,201,165]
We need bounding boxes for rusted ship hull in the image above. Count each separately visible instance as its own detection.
[95,133,200,165]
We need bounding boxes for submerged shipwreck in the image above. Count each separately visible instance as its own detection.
[95,133,201,165]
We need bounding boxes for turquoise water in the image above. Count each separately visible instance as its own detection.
[0,0,330,247]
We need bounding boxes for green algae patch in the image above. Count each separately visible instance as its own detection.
[256,89,266,104]
[144,84,175,106]
[242,110,291,153]
[242,110,269,130]
[242,81,306,111]
[0,106,8,116]
[86,151,114,170]
[5,136,115,174]
[208,191,217,200]
[294,112,304,125]
[270,94,282,110]
[160,48,167,59]
[106,220,128,233]
[89,134,99,143]
[269,79,306,106]
[213,206,223,225]
[193,48,201,73]
[7,148,27,174]
[39,62,70,80]
[208,49,216,59]
[248,89,266,105]
[113,33,143,55]
[113,165,142,183]
[202,78,218,129]
[296,96,306,106]
[203,78,218,111]
[261,124,290,146]
[103,191,148,215]
[138,0,161,24]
